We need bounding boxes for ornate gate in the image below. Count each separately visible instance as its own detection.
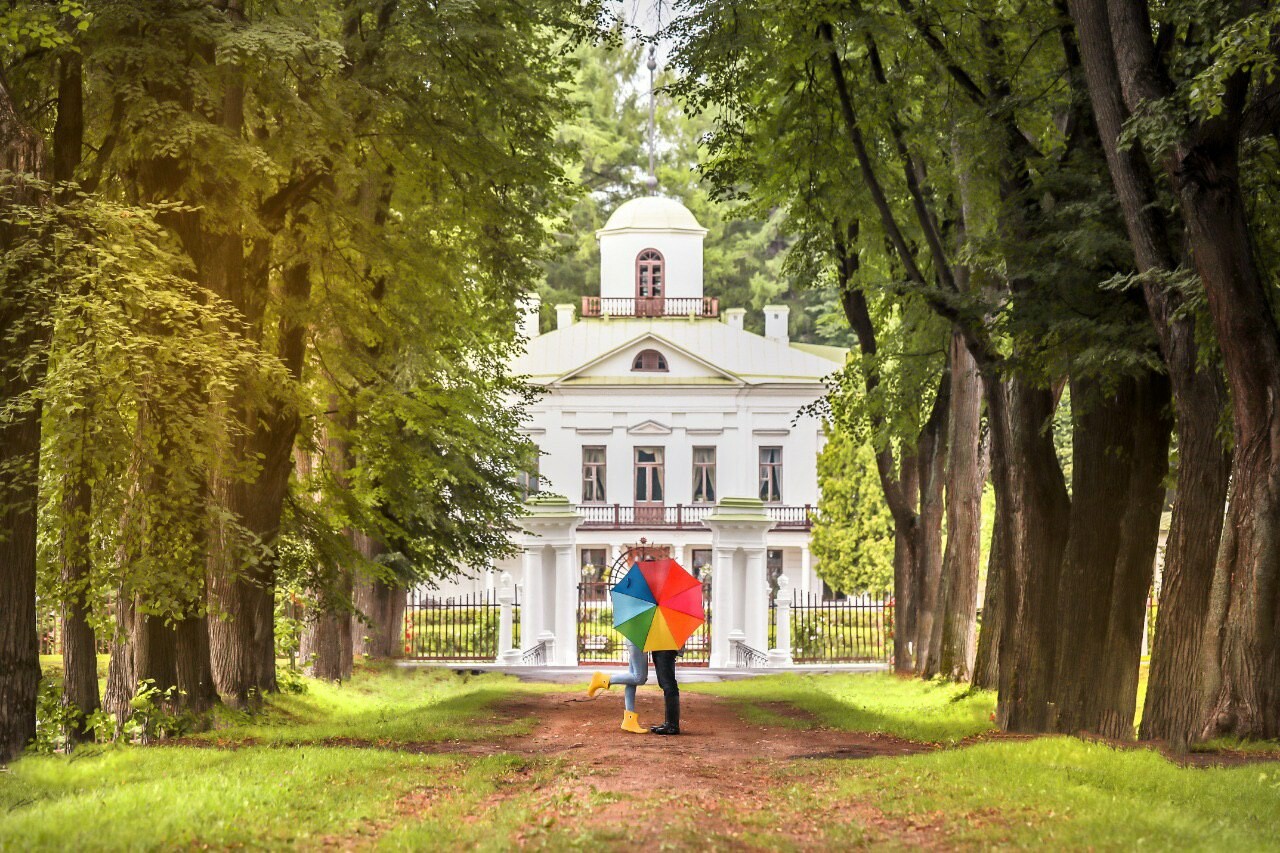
[577,543,710,666]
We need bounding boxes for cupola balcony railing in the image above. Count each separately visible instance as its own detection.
[575,503,813,530]
[580,296,720,319]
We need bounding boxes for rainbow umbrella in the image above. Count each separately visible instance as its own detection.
[611,558,705,651]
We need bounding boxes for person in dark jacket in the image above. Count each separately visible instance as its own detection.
[649,649,680,735]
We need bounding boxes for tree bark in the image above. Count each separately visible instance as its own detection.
[892,455,921,673]
[132,604,178,697]
[1051,372,1171,738]
[914,368,951,676]
[935,333,988,681]
[1102,0,1280,740]
[0,72,47,764]
[175,614,217,714]
[103,594,136,727]
[991,378,1071,732]
[972,474,1006,690]
[60,475,99,739]
[351,536,403,659]
[1068,0,1233,746]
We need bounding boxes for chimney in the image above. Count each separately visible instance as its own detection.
[518,294,541,338]
[555,303,575,331]
[765,305,790,344]
[724,307,746,331]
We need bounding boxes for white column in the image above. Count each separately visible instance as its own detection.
[672,543,686,565]
[703,497,774,668]
[769,574,793,667]
[710,546,737,668]
[520,547,541,647]
[744,546,768,651]
[800,545,812,595]
[497,573,520,664]
[519,496,582,666]
[554,544,578,666]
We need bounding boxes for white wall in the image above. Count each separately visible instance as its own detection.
[528,385,824,508]
[599,230,704,300]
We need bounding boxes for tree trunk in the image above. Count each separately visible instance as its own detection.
[103,595,136,726]
[60,475,100,740]
[0,74,47,764]
[892,456,921,673]
[972,479,1006,690]
[175,614,217,715]
[1051,372,1171,738]
[991,377,1071,732]
[1068,0,1233,747]
[351,536,403,659]
[935,333,988,681]
[1099,0,1280,742]
[914,371,950,676]
[132,607,178,700]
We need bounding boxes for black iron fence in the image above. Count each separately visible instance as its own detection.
[403,588,518,661]
[577,580,712,666]
[772,592,893,663]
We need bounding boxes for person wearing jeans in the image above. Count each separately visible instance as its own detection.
[587,640,649,733]
[649,649,680,735]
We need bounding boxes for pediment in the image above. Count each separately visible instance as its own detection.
[552,332,744,386]
[627,419,672,436]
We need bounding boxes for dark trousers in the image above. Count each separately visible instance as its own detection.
[652,650,679,726]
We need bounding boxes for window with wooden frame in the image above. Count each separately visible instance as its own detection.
[516,456,540,501]
[631,349,668,372]
[635,248,664,298]
[581,446,607,503]
[692,447,716,503]
[759,446,782,502]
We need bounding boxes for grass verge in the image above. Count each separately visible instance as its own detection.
[693,672,997,743]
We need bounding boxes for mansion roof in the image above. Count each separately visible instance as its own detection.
[512,318,847,388]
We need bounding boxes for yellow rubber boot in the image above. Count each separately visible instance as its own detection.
[587,671,610,698]
[620,711,647,733]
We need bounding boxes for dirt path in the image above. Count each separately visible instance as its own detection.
[377,690,941,849]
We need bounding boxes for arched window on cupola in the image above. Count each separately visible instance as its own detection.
[632,349,668,372]
[635,249,664,299]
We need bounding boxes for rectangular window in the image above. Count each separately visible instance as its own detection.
[759,447,782,502]
[634,447,665,503]
[692,447,716,503]
[580,548,607,582]
[581,446,607,503]
[690,548,712,581]
[517,457,539,501]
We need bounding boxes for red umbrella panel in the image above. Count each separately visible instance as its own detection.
[611,558,706,651]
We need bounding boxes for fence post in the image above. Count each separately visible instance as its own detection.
[768,575,793,667]
[497,573,520,664]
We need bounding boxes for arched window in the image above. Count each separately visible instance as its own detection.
[632,349,668,372]
[635,249,664,298]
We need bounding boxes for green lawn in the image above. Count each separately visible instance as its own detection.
[694,672,998,743]
[196,665,547,746]
[5,665,1278,850]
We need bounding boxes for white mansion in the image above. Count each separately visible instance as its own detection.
[440,195,846,667]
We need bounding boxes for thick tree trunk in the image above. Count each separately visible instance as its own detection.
[914,373,950,676]
[351,536,403,659]
[175,614,217,714]
[103,595,136,726]
[1051,372,1171,738]
[0,75,47,764]
[935,333,988,681]
[1068,0,1233,747]
[991,378,1071,732]
[132,605,178,697]
[305,576,354,682]
[1097,0,1280,742]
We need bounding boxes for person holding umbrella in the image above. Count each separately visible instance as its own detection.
[588,557,704,736]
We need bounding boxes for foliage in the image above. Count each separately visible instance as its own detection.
[810,428,895,594]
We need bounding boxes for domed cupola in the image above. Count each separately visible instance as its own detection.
[596,196,707,301]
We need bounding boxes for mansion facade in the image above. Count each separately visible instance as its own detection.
[439,195,846,667]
